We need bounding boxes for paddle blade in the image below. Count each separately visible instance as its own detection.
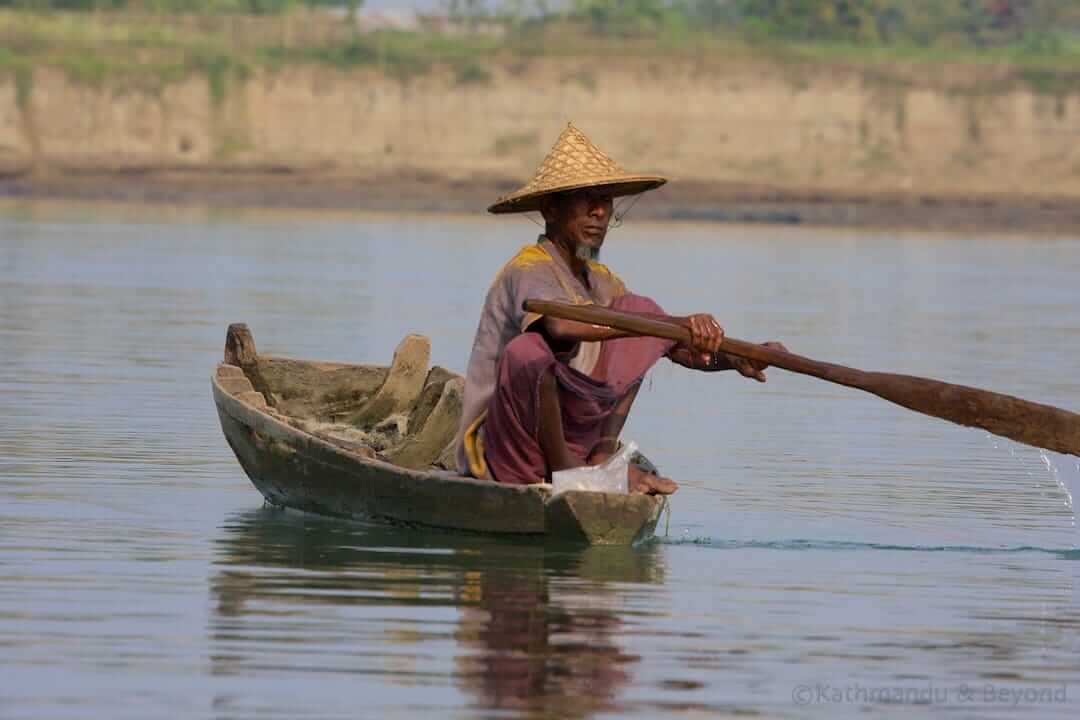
[856,372,1080,457]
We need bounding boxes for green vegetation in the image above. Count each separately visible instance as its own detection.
[0,46,34,109]
[454,59,493,86]
[0,8,251,100]
[563,1,1080,49]
[2,1,1080,107]
[14,60,33,109]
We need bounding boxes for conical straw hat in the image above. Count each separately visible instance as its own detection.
[488,123,667,214]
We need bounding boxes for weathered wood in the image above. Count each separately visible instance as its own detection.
[224,324,277,408]
[259,356,386,420]
[433,441,459,471]
[544,491,666,545]
[348,334,431,426]
[224,323,257,367]
[525,299,1080,457]
[217,376,255,395]
[225,325,387,419]
[216,364,246,379]
[407,366,457,436]
[387,377,464,470]
[237,390,268,409]
[215,376,549,534]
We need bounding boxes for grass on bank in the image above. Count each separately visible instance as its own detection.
[3,8,1080,100]
[0,9,235,94]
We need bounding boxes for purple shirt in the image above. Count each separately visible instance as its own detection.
[454,237,627,475]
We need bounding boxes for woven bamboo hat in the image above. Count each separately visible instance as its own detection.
[487,123,667,214]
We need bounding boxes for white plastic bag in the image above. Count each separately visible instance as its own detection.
[551,441,638,496]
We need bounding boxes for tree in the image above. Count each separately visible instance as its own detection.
[571,0,679,36]
[733,0,915,43]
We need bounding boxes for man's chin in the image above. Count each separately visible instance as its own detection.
[575,244,601,262]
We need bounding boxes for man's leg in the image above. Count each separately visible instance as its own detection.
[578,292,683,494]
[536,368,579,474]
[588,383,640,462]
[485,332,581,486]
[486,328,677,492]
[537,372,677,495]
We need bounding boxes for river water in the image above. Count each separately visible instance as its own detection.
[1,200,1078,718]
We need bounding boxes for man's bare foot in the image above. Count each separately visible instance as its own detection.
[629,464,678,495]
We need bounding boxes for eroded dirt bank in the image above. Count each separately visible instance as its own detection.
[3,59,1079,231]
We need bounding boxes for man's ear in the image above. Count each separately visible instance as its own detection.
[538,196,556,224]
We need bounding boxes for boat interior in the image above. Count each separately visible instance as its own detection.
[216,324,463,471]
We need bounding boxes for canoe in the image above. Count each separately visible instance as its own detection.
[211,324,667,545]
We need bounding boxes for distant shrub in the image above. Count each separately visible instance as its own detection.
[454,60,492,86]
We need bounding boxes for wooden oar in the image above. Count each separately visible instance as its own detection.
[524,299,1080,457]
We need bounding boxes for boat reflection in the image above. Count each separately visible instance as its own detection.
[210,507,667,717]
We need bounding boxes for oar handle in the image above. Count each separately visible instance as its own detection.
[522,299,853,383]
[526,299,687,341]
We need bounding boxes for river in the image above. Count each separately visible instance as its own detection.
[1,200,1077,718]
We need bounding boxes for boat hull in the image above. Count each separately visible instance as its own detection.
[213,371,666,545]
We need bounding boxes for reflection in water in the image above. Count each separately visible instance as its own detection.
[211,508,666,717]
[455,561,635,716]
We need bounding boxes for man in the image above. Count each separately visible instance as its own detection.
[456,124,785,494]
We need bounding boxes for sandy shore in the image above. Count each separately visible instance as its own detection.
[3,167,1079,234]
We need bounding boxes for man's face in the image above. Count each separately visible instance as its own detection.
[543,189,615,259]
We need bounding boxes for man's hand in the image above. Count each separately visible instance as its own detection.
[730,341,788,382]
[683,313,724,355]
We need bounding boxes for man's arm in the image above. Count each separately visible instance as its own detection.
[541,308,724,354]
[540,315,634,343]
[670,341,790,381]
[669,346,734,372]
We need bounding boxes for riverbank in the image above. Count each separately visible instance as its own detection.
[5,10,1080,233]
[3,166,1079,233]
[5,55,1080,235]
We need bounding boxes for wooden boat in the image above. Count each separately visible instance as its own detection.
[212,324,667,545]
